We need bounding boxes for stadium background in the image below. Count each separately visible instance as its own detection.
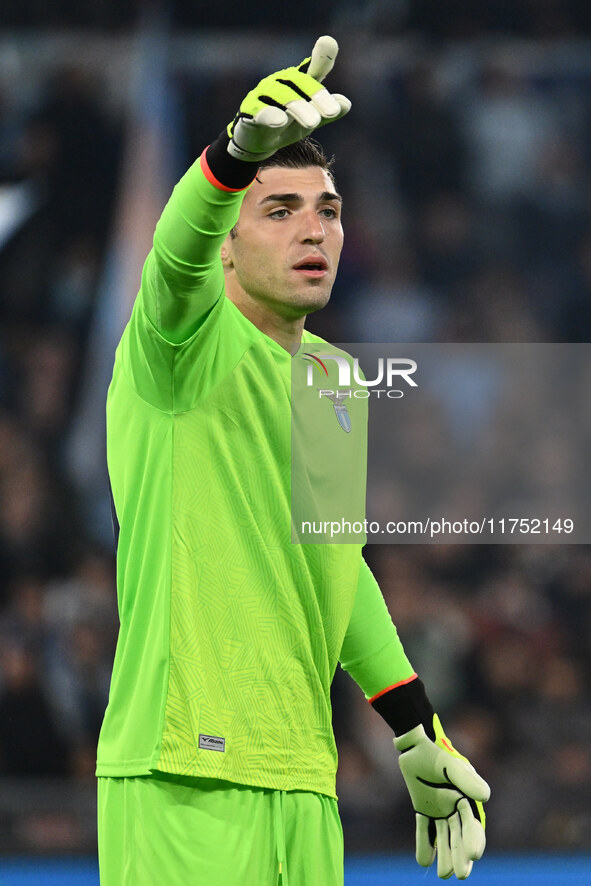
[0,1,590,883]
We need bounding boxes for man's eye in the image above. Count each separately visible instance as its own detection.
[320,208,338,218]
[269,208,289,218]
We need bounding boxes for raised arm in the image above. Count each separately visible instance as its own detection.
[140,140,254,344]
[139,35,351,344]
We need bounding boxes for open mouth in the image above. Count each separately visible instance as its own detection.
[293,258,328,276]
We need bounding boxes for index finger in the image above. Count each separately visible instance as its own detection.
[307,35,339,82]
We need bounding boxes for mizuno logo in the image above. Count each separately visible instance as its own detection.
[198,734,226,752]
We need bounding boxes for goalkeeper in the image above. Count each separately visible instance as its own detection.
[97,36,490,885]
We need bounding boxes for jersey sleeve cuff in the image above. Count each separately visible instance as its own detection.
[201,132,258,192]
[369,674,436,740]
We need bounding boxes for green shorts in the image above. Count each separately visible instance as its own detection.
[97,772,344,885]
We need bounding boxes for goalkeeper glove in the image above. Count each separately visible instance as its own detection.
[395,714,490,880]
[370,676,490,880]
[227,35,351,162]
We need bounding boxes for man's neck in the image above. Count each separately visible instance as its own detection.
[227,290,306,355]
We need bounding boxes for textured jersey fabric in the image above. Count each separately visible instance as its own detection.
[97,154,414,797]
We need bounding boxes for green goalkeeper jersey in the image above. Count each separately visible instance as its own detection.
[97,152,414,797]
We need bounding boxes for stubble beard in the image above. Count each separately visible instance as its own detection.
[279,275,334,318]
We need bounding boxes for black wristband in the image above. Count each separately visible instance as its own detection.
[370,677,435,740]
[205,131,258,191]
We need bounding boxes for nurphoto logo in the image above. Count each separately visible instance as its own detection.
[303,353,418,399]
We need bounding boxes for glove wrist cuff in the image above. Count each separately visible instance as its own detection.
[203,132,259,191]
[370,676,435,739]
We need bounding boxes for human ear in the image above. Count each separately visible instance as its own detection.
[220,235,234,269]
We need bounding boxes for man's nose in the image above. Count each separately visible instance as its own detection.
[299,210,325,243]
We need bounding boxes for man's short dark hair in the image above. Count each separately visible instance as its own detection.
[257,137,335,181]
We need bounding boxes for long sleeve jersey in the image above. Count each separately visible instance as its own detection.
[97,148,414,797]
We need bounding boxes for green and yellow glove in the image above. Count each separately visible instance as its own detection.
[395,714,490,880]
[227,35,351,162]
[370,676,490,880]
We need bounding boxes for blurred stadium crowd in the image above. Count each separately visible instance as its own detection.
[6,0,591,39]
[1,2,591,857]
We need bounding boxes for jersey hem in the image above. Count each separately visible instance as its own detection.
[96,760,337,799]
